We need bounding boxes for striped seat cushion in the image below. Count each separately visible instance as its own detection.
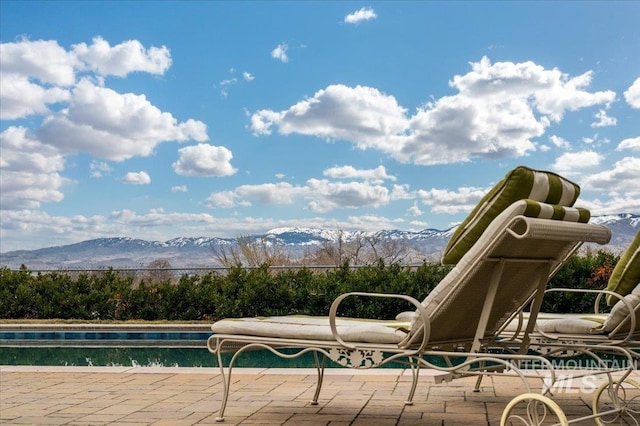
[606,230,640,305]
[441,166,581,265]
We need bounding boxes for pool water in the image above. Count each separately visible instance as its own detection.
[0,346,324,368]
[0,327,346,367]
[0,330,211,347]
[5,328,627,369]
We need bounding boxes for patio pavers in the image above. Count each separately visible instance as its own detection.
[1,366,638,425]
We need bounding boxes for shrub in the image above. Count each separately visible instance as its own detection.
[0,251,619,321]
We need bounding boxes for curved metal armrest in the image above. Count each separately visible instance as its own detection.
[543,287,626,312]
[499,310,526,338]
[328,292,430,351]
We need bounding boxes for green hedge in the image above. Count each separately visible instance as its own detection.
[0,251,618,321]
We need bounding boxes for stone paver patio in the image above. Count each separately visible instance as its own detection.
[1,366,638,425]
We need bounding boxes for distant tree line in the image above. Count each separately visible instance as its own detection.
[0,249,618,321]
[210,231,426,267]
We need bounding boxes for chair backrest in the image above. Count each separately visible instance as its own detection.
[441,166,582,265]
[401,199,611,348]
[606,230,640,306]
[602,283,640,335]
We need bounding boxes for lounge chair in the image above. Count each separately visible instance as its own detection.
[499,230,639,425]
[207,166,614,424]
[502,230,639,344]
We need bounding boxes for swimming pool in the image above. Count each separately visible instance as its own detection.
[0,330,211,347]
[0,324,211,347]
[0,324,328,368]
[0,346,327,368]
[6,324,626,369]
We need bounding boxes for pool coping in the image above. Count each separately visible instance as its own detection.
[0,364,462,380]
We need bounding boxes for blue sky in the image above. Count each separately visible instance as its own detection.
[1,1,639,252]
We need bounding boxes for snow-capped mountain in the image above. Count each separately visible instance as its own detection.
[1,214,637,269]
[588,214,640,246]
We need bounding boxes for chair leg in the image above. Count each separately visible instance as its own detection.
[310,351,326,405]
[405,357,420,405]
[215,350,231,422]
[473,375,483,392]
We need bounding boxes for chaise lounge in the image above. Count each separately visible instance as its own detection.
[498,230,639,425]
[207,166,620,424]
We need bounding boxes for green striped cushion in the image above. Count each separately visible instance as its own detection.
[606,230,640,306]
[442,166,581,265]
[512,199,590,222]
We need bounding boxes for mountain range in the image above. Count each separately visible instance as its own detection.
[1,214,638,270]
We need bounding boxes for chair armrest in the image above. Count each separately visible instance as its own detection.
[543,287,626,313]
[329,292,430,351]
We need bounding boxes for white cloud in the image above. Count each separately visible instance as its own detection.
[250,109,283,136]
[0,73,70,119]
[0,38,78,86]
[0,209,109,251]
[1,38,206,156]
[549,135,571,149]
[90,161,112,178]
[0,127,64,173]
[579,194,640,217]
[206,191,247,209]
[37,78,208,161]
[591,109,617,128]
[271,43,289,63]
[205,178,393,213]
[323,165,396,183]
[551,150,603,174]
[219,77,237,87]
[250,57,615,165]
[409,220,430,229]
[451,58,615,120]
[251,84,409,149]
[582,157,640,193]
[407,203,423,216]
[624,77,640,108]
[122,171,151,184]
[171,185,188,193]
[579,157,640,216]
[0,171,67,210]
[206,182,303,209]
[237,182,301,205]
[390,184,414,200]
[0,126,68,209]
[582,136,595,144]
[0,36,171,122]
[417,186,487,214]
[172,143,237,177]
[306,179,390,212]
[216,70,254,97]
[72,37,171,77]
[344,7,377,24]
[617,137,640,151]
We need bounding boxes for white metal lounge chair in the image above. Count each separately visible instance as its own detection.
[207,167,615,424]
[501,229,639,346]
[499,230,640,425]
